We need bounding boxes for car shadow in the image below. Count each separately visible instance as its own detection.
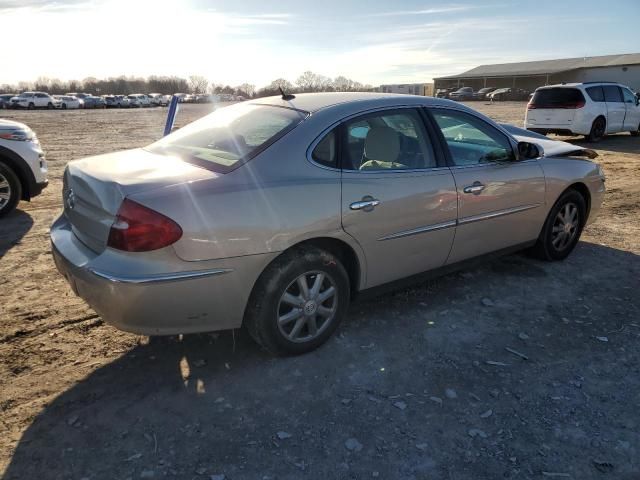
[3,242,639,479]
[559,133,640,155]
[0,209,34,259]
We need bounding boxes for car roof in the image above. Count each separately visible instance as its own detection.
[249,92,464,114]
[537,82,627,90]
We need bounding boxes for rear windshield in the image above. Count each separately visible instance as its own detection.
[531,88,585,107]
[147,103,308,172]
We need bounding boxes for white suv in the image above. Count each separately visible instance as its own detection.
[0,120,48,216]
[525,82,640,141]
[9,91,56,109]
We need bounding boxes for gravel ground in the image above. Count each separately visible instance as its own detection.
[1,101,639,479]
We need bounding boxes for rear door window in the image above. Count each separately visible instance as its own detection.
[603,86,623,103]
[341,109,436,171]
[586,86,605,102]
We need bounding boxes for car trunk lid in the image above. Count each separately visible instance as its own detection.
[63,148,219,253]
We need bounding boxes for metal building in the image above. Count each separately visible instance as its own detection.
[379,83,434,96]
[434,53,640,92]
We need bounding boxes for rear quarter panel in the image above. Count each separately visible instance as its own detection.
[129,110,366,269]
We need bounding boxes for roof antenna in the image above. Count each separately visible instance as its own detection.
[279,86,295,101]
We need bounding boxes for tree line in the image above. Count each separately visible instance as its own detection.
[0,72,375,98]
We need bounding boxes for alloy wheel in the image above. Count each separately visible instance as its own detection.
[277,271,338,343]
[0,172,12,210]
[551,202,579,251]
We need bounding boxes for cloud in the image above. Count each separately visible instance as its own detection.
[368,4,501,17]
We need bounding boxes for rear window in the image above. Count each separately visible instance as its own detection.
[147,103,308,172]
[530,88,585,108]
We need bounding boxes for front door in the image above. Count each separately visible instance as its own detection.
[429,108,546,264]
[603,85,626,133]
[338,108,458,288]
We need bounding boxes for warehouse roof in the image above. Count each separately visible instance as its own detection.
[436,52,640,79]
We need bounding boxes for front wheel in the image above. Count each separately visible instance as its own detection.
[630,122,640,137]
[530,189,586,261]
[245,246,350,355]
[0,162,22,217]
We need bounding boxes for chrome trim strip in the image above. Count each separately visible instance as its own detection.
[378,203,541,241]
[378,220,457,241]
[458,203,541,225]
[88,268,233,284]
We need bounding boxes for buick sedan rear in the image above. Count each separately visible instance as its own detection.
[51,93,605,355]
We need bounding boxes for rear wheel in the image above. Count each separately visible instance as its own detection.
[47,102,53,109]
[630,122,640,136]
[27,103,35,110]
[586,117,606,142]
[530,189,586,261]
[0,162,22,217]
[245,246,350,356]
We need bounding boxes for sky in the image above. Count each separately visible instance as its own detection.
[1,0,639,88]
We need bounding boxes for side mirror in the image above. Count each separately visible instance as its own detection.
[518,141,542,160]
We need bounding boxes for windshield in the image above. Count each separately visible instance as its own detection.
[147,103,308,172]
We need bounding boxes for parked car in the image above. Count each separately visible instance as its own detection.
[435,88,454,98]
[127,94,151,107]
[147,93,163,106]
[10,92,56,109]
[113,95,130,108]
[82,96,106,109]
[103,95,117,108]
[489,88,530,101]
[525,82,640,142]
[0,94,15,109]
[476,87,497,100]
[448,87,476,101]
[161,94,173,106]
[54,95,81,109]
[51,93,605,355]
[0,119,48,216]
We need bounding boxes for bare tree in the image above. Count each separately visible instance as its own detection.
[236,83,256,98]
[189,75,209,94]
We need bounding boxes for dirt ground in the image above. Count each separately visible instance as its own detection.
[1,102,638,479]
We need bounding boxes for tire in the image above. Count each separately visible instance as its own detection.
[630,123,640,137]
[62,103,67,110]
[28,103,35,110]
[47,102,53,109]
[530,189,586,261]
[0,162,22,218]
[586,117,606,142]
[244,246,350,356]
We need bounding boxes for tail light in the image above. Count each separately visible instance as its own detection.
[107,199,182,252]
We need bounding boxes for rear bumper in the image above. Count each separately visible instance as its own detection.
[50,214,277,335]
[526,127,576,136]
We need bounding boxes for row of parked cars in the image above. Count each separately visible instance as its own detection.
[0,91,247,110]
[435,86,531,101]
[0,92,176,109]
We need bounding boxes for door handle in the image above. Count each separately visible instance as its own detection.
[350,197,380,211]
[463,182,485,195]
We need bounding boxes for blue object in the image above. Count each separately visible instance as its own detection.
[163,96,180,136]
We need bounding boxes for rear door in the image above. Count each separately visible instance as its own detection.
[337,108,458,288]
[429,107,546,264]
[603,85,626,132]
[621,87,640,131]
